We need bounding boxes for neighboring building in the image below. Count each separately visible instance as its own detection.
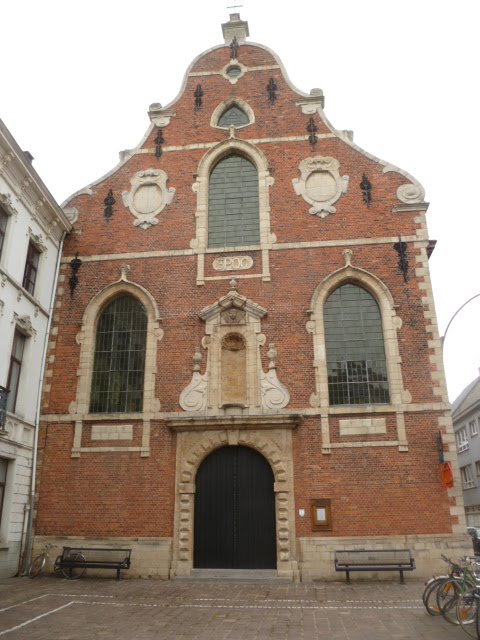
[452,373,480,526]
[33,15,470,580]
[0,119,72,577]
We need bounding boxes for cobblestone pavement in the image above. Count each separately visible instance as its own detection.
[0,576,470,639]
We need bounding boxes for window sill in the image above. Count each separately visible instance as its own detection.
[84,413,144,421]
[205,244,261,253]
[329,404,393,415]
[0,265,48,316]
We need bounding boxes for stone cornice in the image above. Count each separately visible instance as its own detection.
[0,119,71,236]
[166,414,302,431]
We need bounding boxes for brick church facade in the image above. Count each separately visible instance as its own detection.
[33,15,469,580]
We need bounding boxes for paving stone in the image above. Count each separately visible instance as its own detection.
[0,578,470,639]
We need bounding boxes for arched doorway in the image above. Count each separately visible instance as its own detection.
[194,445,276,569]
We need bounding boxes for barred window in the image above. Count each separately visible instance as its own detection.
[324,284,390,405]
[208,154,259,248]
[89,296,147,414]
[218,106,249,128]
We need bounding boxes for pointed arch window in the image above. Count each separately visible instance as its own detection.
[208,154,260,248]
[218,106,249,128]
[324,283,390,405]
[90,295,148,413]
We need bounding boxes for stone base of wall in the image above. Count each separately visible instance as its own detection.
[0,542,21,579]
[33,536,172,579]
[298,534,473,581]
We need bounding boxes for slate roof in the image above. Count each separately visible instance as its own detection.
[452,375,480,419]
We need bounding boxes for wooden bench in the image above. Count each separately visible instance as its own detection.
[334,549,415,583]
[57,547,132,581]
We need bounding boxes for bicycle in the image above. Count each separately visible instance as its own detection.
[436,556,480,628]
[28,543,86,580]
[422,554,463,616]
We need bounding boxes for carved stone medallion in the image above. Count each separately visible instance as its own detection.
[122,169,175,230]
[293,156,349,217]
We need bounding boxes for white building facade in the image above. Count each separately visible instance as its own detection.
[0,119,71,577]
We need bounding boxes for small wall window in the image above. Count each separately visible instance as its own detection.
[226,66,242,79]
[6,331,26,414]
[218,106,249,128]
[208,154,260,248]
[461,465,475,489]
[0,208,7,260]
[23,242,40,295]
[0,458,7,527]
[89,296,148,414]
[324,284,390,405]
[457,427,469,452]
[470,419,478,437]
[475,461,480,477]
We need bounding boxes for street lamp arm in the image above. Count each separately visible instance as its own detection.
[441,293,480,348]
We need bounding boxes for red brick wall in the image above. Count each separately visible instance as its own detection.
[35,42,453,540]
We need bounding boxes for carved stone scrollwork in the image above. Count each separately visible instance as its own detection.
[122,169,175,230]
[13,313,36,338]
[383,164,426,204]
[0,192,18,216]
[180,348,208,412]
[261,370,290,410]
[261,343,290,410]
[293,156,349,218]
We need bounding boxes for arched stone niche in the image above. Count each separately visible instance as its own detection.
[179,282,290,415]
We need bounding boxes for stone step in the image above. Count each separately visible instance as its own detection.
[175,569,292,582]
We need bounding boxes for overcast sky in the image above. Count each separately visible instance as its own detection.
[2,0,479,401]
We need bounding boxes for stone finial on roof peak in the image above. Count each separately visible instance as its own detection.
[222,13,249,46]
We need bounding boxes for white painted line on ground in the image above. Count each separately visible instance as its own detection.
[51,593,114,598]
[0,594,49,614]
[68,600,425,611]
[193,597,420,604]
[0,602,74,636]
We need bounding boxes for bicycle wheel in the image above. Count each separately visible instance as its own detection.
[423,576,447,615]
[456,588,479,638]
[28,554,46,578]
[61,552,86,580]
[436,578,462,624]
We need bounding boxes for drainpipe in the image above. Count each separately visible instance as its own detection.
[21,230,67,575]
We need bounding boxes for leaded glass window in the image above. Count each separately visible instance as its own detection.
[218,106,249,128]
[324,284,390,405]
[208,154,259,248]
[90,296,147,413]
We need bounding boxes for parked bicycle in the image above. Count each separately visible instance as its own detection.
[28,543,86,579]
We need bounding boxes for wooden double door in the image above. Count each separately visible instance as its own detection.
[194,445,276,569]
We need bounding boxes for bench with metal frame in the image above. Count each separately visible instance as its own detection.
[334,549,415,584]
[57,546,132,581]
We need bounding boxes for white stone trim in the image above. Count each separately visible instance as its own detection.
[191,138,275,285]
[219,61,248,84]
[339,418,386,436]
[292,155,349,218]
[91,424,133,441]
[307,259,410,452]
[210,97,254,129]
[122,169,175,230]
[68,273,163,457]
[170,427,298,580]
